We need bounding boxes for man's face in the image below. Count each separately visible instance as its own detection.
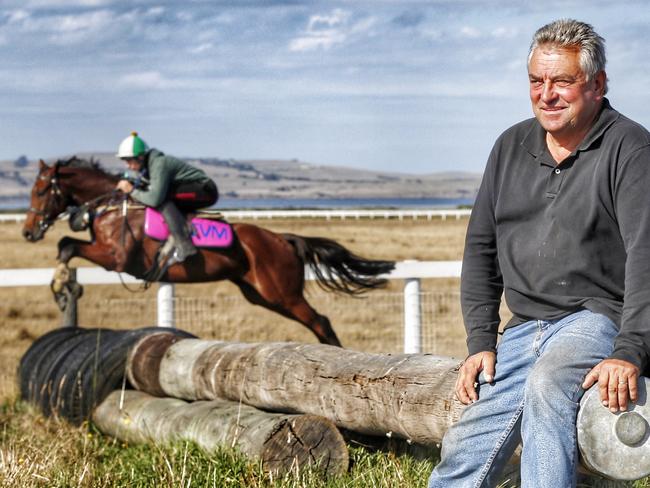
[123,157,143,172]
[528,45,605,141]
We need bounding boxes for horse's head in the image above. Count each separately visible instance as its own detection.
[22,159,69,242]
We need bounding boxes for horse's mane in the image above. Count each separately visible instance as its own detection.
[56,156,104,172]
[54,156,122,181]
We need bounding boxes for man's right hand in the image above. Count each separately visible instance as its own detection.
[455,351,496,405]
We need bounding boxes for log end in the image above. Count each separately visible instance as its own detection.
[261,414,349,477]
[127,333,187,396]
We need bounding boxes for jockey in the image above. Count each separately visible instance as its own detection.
[115,131,218,264]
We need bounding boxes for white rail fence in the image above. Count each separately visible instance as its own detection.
[0,261,461,354]
[1,208,471,223]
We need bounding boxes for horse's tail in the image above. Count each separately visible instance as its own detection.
[282,233,395,295]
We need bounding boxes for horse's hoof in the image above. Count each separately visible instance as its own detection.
[51,279,64,294]
[53,264,70,284]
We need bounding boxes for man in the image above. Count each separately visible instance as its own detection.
[116,132,218,263]
[429,19,650,487]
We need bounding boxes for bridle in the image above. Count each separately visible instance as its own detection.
[27,170,67,235]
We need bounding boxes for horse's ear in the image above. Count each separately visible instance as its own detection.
[38,159,49,171]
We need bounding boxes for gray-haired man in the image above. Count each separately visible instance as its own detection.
[429,19,650,487]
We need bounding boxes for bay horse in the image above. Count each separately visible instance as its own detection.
[22,157,395,347]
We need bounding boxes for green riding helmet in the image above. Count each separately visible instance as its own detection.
[117,131,149,159]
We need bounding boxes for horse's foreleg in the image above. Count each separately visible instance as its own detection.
[52,237,89,295]
[57,236,126,271]
[52,237,125,309]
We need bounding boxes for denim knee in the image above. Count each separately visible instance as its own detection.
[524,352,582,411]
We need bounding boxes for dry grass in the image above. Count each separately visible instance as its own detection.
[0,216,466,486]
[1,217,643,487]
[0,217,470,402]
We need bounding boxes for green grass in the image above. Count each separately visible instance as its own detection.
[0,398,436,488]
[4,397,650,487]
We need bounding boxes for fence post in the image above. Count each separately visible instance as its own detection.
[60,268,81,327]
[157,283,175,328]
[403,277,422,353]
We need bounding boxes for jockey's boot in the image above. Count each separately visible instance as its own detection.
[158,201,197,264]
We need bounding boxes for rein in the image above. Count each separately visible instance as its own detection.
[27,175,65,233]
[115,195,153,293]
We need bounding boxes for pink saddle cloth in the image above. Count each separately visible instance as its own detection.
[144,208,233,248]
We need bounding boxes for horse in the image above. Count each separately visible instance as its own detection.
[22,157,396,347]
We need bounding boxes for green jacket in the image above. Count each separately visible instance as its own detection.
[130,149,211,207]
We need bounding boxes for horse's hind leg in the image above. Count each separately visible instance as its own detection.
[233,279,342,347]
[284,298,342,347]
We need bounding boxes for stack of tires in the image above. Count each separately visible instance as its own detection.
[18,326,194,424]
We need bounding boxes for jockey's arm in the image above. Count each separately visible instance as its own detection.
[130,158,172,207]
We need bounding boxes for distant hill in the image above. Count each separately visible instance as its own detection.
[0,153,481,203]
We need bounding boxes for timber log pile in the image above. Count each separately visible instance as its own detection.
[18,326,194,424]
[20,328,650,482]
[17,327,350,475]
[124,333,650,483]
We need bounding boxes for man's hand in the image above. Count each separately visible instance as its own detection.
[582,359,640,413]
[455,351,496,405]
[116,179,134,194]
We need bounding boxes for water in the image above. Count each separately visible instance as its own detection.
[0,197,30,211]
[2,196,474,211]
[212,197,474,210]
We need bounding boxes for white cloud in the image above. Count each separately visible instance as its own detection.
[350,17,377,35]
[6,9,30,23]
[54,9,112,32]
[22,0,112,6]
[118,71,170,89]
[115,71,203,91]
[189,42,213,54]
[491,26,518,39]
[289,9,376,53]
[289,31,346,52]
[459,26,481,38]
[145,6,165,17]
[12,8,116,41]
[307,8,349,31]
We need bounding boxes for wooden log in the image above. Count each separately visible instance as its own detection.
[126,333,464,446]
[92,390,349,476]
[126,334,650,482]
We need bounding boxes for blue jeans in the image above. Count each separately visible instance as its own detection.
[428,310,618,488]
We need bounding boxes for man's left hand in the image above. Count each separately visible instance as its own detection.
[582,359,640,413]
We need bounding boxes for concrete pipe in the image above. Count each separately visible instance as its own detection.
[578,377,650,481]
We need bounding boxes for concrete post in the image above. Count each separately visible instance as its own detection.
[60,268,80,327]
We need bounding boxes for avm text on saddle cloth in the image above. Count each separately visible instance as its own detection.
[144,207,233,248]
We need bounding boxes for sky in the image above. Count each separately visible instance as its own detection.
[1,0,649,174]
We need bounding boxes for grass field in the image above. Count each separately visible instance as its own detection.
[0,216,465,487]
[0,217,641,487]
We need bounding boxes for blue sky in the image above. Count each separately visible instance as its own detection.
[1,0,649,173]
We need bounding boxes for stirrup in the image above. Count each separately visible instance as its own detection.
[169,244,197,265]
